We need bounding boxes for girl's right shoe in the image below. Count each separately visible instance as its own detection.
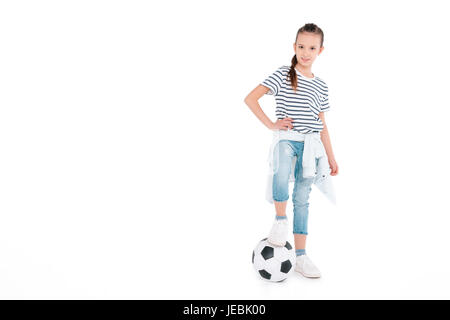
[267,218,289,247]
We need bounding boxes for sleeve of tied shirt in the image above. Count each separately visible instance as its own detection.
[260,66,284,96]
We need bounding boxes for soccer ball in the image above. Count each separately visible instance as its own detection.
[252,238,296,282]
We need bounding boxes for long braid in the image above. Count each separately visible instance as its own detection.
[289,55,298,92]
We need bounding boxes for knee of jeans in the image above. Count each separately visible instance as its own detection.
[292,192,310,206]
[298,177,314,186]
[293,200,309,208]
[273,172,290,186]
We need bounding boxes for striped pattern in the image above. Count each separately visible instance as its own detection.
[261,65,330,133]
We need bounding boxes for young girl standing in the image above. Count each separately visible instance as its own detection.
[244,23,339,278]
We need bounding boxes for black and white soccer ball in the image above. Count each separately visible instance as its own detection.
[252,238,296,282]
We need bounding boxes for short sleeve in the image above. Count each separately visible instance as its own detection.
[260,66,284,96]
[320,84,330,112]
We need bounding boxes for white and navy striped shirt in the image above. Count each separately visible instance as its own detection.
[261,65,330,133]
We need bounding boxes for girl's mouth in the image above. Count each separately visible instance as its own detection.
[301,58,310,62]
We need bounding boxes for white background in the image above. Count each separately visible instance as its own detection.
[1,0,450,299]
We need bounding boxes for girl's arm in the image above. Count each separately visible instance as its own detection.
[244,85,293,131]
[244,85,275,130]
[318,112,339,175]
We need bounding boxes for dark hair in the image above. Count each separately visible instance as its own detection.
[288,23,324,92]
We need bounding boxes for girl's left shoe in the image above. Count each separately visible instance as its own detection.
[295,255,321,278]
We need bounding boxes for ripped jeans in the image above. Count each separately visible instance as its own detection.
[272,139,314,235]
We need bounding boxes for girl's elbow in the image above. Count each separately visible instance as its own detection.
[244,95,255,105]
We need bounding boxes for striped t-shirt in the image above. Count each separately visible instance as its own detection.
[261,65,330,133]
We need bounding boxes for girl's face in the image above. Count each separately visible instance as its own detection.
[293,32,324,67]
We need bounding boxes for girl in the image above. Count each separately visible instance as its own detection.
[244,23,339,278]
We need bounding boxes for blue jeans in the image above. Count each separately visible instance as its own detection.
[272,140,314,235]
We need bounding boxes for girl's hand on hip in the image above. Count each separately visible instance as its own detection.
[271,118,293,130]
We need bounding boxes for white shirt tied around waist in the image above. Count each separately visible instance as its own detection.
[265,129,336,205]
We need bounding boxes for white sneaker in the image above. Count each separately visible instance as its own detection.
[295,255,321,278]
[267,218,289,247]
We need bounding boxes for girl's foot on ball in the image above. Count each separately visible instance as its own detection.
[267,216,288,247]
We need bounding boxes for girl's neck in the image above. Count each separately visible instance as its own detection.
[295,64,314,78]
